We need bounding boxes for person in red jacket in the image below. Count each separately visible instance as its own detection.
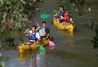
[59,11,74,25]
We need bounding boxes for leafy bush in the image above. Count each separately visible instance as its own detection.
[0,0,37,32]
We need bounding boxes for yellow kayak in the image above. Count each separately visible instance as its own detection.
[53,18,74,32]
[18,53,29,62]
[18,39,49,53]
[18,43,38,53]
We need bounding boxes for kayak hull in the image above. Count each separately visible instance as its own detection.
[18,43,38,53]
[18,39,49,53]
[53,18,74,32]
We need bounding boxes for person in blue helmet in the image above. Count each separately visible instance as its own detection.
[24,25,40,44]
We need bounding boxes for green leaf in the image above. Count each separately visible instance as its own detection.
[40,14,49,19]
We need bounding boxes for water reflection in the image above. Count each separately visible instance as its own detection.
[0,62,4,67]
[18,46,54,67]
[64,31,74,37]
[61,31,74,49]
[18,53,30,62]
[36,52,46,67]
[18,51,46,67]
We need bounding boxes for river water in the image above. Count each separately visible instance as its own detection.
[0,0,98,67]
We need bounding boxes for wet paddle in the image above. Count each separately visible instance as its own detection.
[38,45,45,53]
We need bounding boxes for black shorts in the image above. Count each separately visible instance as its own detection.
[41,36,46,39]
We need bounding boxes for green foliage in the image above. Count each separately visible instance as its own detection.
[0,64,2,67]
[0,0,37,32]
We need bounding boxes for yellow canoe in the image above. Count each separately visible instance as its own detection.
[53,18,74,32]
[18,39,49,53]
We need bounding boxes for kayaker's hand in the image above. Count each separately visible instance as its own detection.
[36,41,39,44]
[71,21,74,25]
[24,29,30,36]
[25,33,29,36]
[60,16,64,19]
[70,18,74,23]
[53,14,58,17]
[26,29,30,31]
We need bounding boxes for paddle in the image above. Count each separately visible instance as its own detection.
[33,17,41,32]
[48,36,55,48]
[53,9,58,14]
[38,45,45,53]
[40,14,49,19]
[49,40,55,47]
[34,17,40,27]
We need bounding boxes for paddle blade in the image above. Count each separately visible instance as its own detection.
[53,10,58,13]
[40,14,49,19]
[49,40,55,47]
[38,45,45,52]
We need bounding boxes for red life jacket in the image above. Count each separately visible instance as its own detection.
[63,14,70,22]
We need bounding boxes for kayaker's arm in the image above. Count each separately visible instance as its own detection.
[45,28,50,38]
[70,18,74,23]
[36,26,41,32]
[36,32,41,41]
[60,16,64,19]
[53,11,59,17]
[24,29,30,36]
[53,14,58,17]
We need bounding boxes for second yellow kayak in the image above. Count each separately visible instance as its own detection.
[53,18,74,32]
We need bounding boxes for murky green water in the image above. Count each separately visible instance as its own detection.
[0,0,98,67]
